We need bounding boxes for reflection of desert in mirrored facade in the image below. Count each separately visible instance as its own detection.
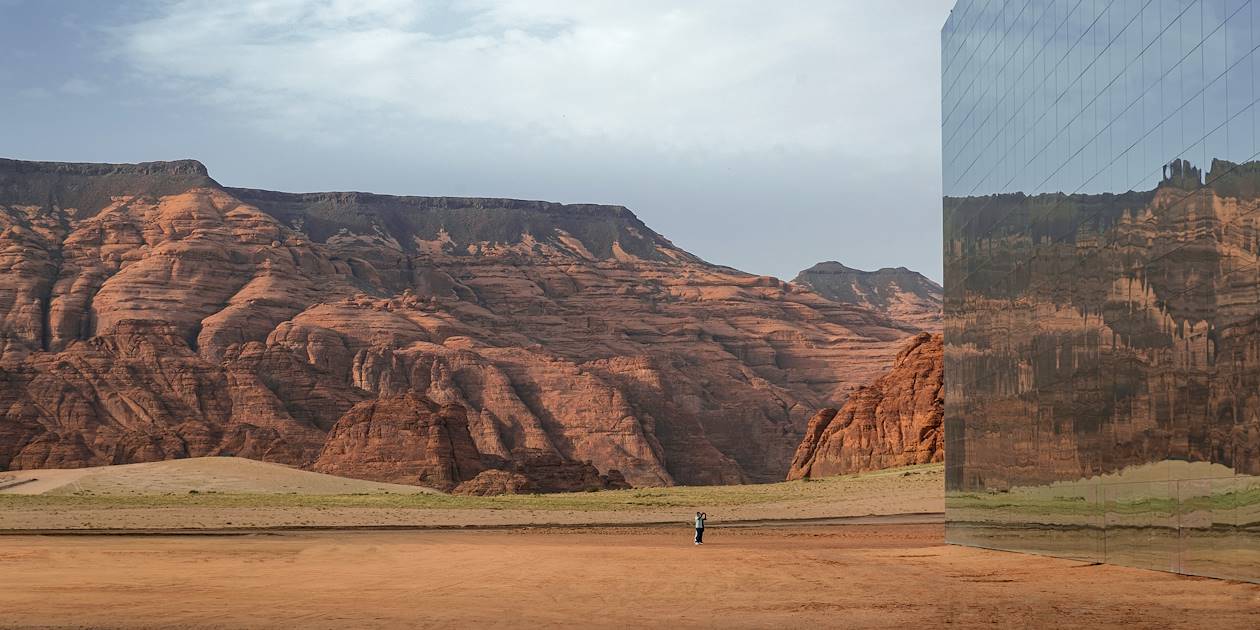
[944,1,1260,581]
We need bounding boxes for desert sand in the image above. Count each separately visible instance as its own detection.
[2,459,1255,628]
[2,524,1258,629]
[0,457,438,496]
[0,458,944,531]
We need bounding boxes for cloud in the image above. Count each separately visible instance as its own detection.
[114,0,949,158]
[17,87,51,99]
[59,77,101,96]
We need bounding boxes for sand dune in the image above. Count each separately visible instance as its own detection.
[0,457,438,496]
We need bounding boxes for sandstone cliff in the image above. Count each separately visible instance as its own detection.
[787,333,943,480]
[793,262,941,331]
[313,393,484,490]
[0,158,918,490]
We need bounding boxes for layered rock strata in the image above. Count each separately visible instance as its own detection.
[0,158,918,490]
[787,333,943,479]
[313,393,484,491]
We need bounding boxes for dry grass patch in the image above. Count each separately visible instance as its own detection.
[0,463,943,513]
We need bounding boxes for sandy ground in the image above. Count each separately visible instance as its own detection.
[0,460,944,531]
[1,524,1257,629]
[0,505,944,531]
[1,462,1253,627]
[0,457,437,495]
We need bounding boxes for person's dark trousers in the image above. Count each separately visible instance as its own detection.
[695,528,704,543]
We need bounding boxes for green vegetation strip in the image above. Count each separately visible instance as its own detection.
[949,485,1260,517]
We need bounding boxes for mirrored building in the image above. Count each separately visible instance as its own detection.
[943,0,1260,581]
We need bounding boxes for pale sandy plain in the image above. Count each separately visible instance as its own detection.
[0,457,943,530]
[2,458,1259,628]
[0,457,440,496]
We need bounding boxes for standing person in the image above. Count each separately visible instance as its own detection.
[694,511,706,545]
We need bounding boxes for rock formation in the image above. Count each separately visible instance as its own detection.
[793,262,942,331]
[0,158,919,491]
[787,333,943,480]
[453,470,534,496]
[313,393,484,491]
[453,451,630,495]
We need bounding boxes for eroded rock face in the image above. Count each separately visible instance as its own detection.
[0,158,918,490]
[793,262,942,331]
[506,449,631,493]
[314,394,483,490]
[450,452,630,495]
[452,469,534,496]
[787,333,943,479]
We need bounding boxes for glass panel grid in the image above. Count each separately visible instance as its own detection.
[944,0,1260,583]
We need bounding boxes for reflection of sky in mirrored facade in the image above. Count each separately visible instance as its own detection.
[944,1,1260,197]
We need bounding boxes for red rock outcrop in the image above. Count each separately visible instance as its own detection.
[505,449,631,493]
[787,333,943,480]
[0,158,920,491]
[313,394,484,490]
[451,452,630,495]
[452,470,534,496]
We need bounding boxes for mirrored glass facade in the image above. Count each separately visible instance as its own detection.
[943,0,1260,581]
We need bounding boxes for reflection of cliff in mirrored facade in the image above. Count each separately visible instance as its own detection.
[946,158,1260,492]
[945,159,1260,579]
[943,0,1260,581]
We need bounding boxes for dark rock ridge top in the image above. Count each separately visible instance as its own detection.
[0,158,211,178]
[228,186,693,262]
[0,158,218,220]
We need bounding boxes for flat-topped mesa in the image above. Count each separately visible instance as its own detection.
[0,157,919,492]
[0,158,210,178]
[0,158,217,219]
[0,157,694,265]
[227,187,699,263]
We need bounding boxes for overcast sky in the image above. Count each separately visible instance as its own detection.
[1,0,954,282]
